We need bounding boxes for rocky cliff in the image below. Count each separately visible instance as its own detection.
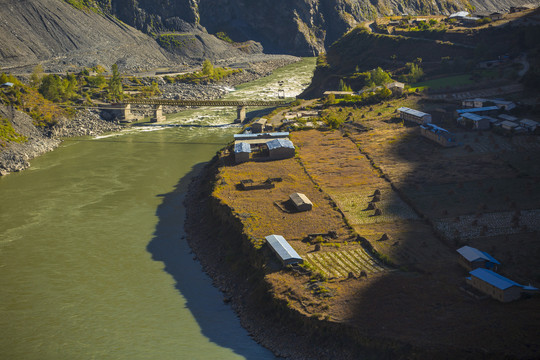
[104,0,538,56]
[0,0,173,72]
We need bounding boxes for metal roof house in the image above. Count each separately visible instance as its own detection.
[233,132,289,141]
[419,123,457,147]
[455,106,499,117]
[519,119,539,132]
[289,192,313,212]
[265,235,303,266]
[467,268,538,302]
[398,107,432,125]
[234,142,251,163]
[457,246,500,271]
[1,82,14,87]
[267,138,295,160]
[457,112,490,130]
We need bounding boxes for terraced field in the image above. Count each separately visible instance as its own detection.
[331,189,418,225]
[306,248,387,278]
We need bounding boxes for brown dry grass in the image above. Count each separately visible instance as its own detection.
[212,96,540,357]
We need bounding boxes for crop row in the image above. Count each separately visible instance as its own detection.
[306,248,387,278]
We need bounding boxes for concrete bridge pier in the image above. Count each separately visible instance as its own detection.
[106,103,134,123]
[151,105,166,123]
[236,105,246,123]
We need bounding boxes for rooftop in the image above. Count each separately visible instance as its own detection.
[456,106,499,114]
[470,268,537,291]
[398,107,430,118]
[234,142,251,153]
[267,138,294,150]
[265,235,302,263]
[457,246,500,265]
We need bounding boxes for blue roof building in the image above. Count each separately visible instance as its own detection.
[455,106,499,115]
[467,268,538,302]
[265,235,303,265]
[420,123,457,147]
[457,246,500,271]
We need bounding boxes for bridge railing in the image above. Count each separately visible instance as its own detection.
[121,99,290,107]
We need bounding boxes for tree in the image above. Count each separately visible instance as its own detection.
[202,59,214,77]
[108,63,123,102]
[39,74,64,102]
[339,79,352,92]
[30,64,44,88]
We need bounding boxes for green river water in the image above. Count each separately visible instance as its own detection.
[0,58,316,360]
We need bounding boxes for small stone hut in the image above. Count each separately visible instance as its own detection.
[289,192,313,212]
[252,118,267,133]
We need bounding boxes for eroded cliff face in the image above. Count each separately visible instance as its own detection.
[108,0,473,56]
[0,0,172,71]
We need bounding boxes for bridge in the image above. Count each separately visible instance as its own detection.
[112,99,290,123]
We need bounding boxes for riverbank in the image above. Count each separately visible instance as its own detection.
[183,117,540,359]
[0,55,300,176]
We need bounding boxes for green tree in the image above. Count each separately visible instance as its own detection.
[370,67,392,86]
[30,64,44,88]
[108,63,123,102]
[202,59,214,76]
[39,74,64,102]
[339,79,352,92]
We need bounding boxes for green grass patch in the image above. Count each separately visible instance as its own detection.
[411,74,474,90]
[0,117,27,147]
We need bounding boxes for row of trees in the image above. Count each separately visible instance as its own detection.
[32,63,124,103]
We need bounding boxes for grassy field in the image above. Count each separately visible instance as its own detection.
[410,74,474,90]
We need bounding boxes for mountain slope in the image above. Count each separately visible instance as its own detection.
[0,0,175,72]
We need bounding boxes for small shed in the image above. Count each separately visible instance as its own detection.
[489,12,504,20]
[323,91,354,98]
[458,113,490,130]
[498,114,518,122]
[1,82,14,87]
[252,118,267,133]
[500,120,519,131]
[265,234,303,265]
[398,107,432,125]
[467,268,538,302]
[519,119,538,132]
[457,246,500,271]
[387,81,405,95]
[234,142,251,163]
[267,138,295,160]
[420,123,457,147]
[289,192,313,212]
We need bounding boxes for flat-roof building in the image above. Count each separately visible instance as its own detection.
[458,112,490,130]
[398,107,432,125]
[519,119,538,132]
[457,246,500,271]
[265,235,303,265]
[467,268,538,302]
[289,193,313,212]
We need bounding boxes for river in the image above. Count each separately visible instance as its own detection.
[0,58,316,360]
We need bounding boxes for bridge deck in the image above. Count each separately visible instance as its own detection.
[122,99,289,107]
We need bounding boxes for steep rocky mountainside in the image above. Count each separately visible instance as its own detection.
[0,0,173,72]
[102,0,539,56]
[0,0,266,73]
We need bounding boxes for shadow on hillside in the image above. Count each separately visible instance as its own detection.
[146,162,275,359]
